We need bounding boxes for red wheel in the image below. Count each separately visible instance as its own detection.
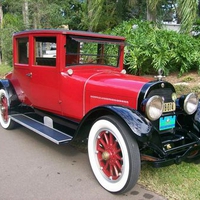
[0,89,16,129]
[88,115,140,194]
[96,130,123,180]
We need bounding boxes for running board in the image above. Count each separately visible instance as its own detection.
[10,114,73,144]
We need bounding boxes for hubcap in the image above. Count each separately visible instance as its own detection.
[102,151,110,161]
[96,130,123,180]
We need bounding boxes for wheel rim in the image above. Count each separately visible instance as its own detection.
[96,130,122,180]
[0,94,9,123]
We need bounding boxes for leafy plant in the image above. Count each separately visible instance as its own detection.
[107,19,200,76]
[0,63,12,78]
[0,13,23,66]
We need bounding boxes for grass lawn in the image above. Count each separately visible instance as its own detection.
[139,162,200,200]
[1,64,200,199]
[0,63,12,78]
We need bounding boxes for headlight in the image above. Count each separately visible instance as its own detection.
[145,95,164,121]
[183,93,198,115]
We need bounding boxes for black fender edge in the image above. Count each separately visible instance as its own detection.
[194,102,200,132]
[72,105,152,143]
[0,79,20,106]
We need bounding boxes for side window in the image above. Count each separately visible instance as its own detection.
[66,36,120,67]
[17,38,29,64]
[34,37,56,66]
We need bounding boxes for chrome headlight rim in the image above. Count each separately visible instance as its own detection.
[145,95,164,121]
[183,93,198,115]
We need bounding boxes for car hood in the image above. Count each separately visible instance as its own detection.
[84,70,151,110]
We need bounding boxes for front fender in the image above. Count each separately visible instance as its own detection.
[194,102,200,132]
[74,105,152,143]
[105,105,152,140]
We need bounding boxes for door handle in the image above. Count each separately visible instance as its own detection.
[26,72,32,77]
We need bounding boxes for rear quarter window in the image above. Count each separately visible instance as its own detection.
[17,37,29,64]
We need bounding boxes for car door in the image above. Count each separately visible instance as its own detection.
[29,35,61,114]
[13,36,32,105]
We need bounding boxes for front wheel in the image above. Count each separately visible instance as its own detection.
[0,89,16,129]
[88,115,141,194]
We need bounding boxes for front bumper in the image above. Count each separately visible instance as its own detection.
[141,138,200,167]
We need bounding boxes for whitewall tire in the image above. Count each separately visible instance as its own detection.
[88,115,140,194]
[0,89,16,129]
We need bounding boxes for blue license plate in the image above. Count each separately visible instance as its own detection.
[159,115,176,131]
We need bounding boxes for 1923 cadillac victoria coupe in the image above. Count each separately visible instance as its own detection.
[0,29,200,194]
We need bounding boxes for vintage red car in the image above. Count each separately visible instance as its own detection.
[0,29,200,194]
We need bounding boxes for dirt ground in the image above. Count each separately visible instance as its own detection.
[143,71,200,97]
[146,71,200,87]
[165,71,200,87]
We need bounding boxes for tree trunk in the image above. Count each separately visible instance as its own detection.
[22,0,29,29]
[0,3,3,64]
[198,0,200,17]
[146,0,156,21]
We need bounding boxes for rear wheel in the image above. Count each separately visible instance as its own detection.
[88,115,140,194]
[0,89,16,129]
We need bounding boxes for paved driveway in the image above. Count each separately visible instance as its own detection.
[0,126,166,200]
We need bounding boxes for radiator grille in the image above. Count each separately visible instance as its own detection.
[147,88,173,101]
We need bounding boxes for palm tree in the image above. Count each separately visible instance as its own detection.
[177,0,197,33]
[146,0,160,21]
[82,0,137,31]
[22,0,29,29]
[84,0,105,31]
[0,2,2,29]
[83,0,198,33]
[146,0,198,33]
[0,2,3,64]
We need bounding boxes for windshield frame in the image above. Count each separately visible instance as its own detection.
[65,35,125,68]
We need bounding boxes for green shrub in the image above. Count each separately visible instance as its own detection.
[0,63,12,78]
[0,13,24,66]
[107,19,200,76]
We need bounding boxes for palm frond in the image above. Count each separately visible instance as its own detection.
[178,0,198,33]
[148,0,161,11]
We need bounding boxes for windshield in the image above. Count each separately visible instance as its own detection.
[65,36,123,67]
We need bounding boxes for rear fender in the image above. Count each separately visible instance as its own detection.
[0,79,20,106]
[73,105,152,143]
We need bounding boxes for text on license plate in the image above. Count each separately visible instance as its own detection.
[159,115,176,131]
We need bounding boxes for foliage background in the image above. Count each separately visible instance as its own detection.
[107,19,200,76]
[1,0,200,77]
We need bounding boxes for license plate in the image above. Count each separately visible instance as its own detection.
[159,115,176,131]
